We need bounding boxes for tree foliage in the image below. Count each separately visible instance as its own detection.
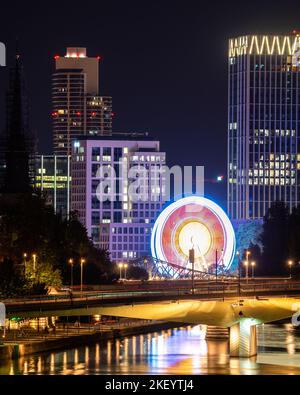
[0,191,114,295]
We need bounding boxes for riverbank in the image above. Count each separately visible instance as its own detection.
[0,321,186,361]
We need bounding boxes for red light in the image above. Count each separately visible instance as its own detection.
[51,112,58,117]
[76,111,81,116]
[91,112,96,117]
[54,55,60,60]
[97,56,102,61]
[111,112,115,117]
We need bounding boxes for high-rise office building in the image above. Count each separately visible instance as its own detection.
[71,135,166,261]
[228,34,300,220]
[35,155,71,218]
[52,47,112,155]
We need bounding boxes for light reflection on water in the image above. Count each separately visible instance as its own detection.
[1,324,300,375]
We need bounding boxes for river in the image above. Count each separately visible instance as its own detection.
[1,323,300,374]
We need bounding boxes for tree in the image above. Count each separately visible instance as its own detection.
[0,192,114,296]
[260,201,290,275]
[127,266,149,280]
[25,257,62,290]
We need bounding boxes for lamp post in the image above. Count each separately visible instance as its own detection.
[245,250,250,283]
[118,263,123,280]
[251,261,256,278]
[215,249,218,284]
[189,248,195,295]
[236,251,241,297]
[244,260,249,283]
[68,258,74,288]
[23,253,27,276]
[32,253,37,277]
[124,263,128,280]
[80,258,86,293]
[288,260,293,279]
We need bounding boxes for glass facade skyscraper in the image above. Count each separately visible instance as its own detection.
[35,155,71,218]
[228,34,300,220]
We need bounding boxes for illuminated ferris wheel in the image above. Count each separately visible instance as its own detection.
[151,196,236,276]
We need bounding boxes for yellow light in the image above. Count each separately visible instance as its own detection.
[251,261,256,267]
[178,221,212,258]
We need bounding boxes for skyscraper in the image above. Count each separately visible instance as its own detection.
[52,47,112,155]
[35,155,71,218]
[0,52,35,193]
[228,34,300,220]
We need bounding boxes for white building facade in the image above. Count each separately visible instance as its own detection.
[71,135,166,262]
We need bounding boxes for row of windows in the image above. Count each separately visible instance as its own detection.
[112,227,150,234]
[112,235,151,243]
[91,212,158,225]
[112,244,149,251]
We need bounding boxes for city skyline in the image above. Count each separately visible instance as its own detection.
[3,0,300,207]
[2,0,300,379]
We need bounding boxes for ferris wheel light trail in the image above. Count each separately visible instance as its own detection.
[151,196,236,275]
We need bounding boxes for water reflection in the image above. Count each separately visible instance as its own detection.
[1,324,300,375]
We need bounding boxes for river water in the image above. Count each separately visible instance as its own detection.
[1,323,300,375]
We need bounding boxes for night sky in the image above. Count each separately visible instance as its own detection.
[1,0,300,207]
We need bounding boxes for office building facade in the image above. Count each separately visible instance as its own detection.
[228,34,300,220]
[35,155,71,218]
[52,47,112,155]
[71,135,166,262]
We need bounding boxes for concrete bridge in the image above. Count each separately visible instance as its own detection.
[3,279,300,358]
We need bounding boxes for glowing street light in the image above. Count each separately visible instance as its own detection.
[244,260,249,282]
[236,251,241,296]
[22,253,27,276]
[124,263,128,280]
[32,253,37,275]
[251,261,256,278]
[68,258,74,288]
[80,258,86,293]
[245,250,250,283]
[288,260,293,279]
[118,263,124,280]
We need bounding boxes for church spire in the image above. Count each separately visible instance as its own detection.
[1,49,33,193]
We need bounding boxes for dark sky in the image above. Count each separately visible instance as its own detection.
[1,0,300,207]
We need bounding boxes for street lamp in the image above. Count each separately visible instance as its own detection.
[288,260,293,279]
[236,251,241,297]
[32,253,37,276]
[124,263,128,280]
[251,261,256,278]
[68,258,74,288]
[245,250,251,283]
[80,258,86,293]
[244,260,249,283]
[23,253,27,276]
[118,263,124,280]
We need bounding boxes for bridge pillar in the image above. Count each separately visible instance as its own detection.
[229,319,257,358]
